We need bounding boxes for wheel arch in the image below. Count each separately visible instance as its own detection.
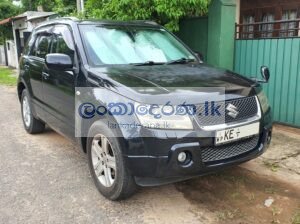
[81,118,129,154]
[17,82,26,102]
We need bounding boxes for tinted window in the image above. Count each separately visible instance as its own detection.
[30,34,52,58]
[51,35,75,60]
[24,33,35,55]
[36,35,51,58]
[29,35,39,56]
[51,25,75,61]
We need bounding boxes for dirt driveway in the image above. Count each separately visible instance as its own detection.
[0,85,299,224]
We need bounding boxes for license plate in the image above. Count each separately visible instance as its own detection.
[215,122,259,145]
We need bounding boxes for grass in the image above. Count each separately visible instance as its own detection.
[291,210,300,224]
[216,209,244,221]
[265,186,277,194]
[263,160,280,172]
[247,193,255,202]
[270,207,281,224]
[0,67,17,86]
[230,191,240,199]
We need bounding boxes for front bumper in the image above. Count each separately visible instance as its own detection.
[123,110,273,186]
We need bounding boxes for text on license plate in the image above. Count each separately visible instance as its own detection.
[215,122,259,145]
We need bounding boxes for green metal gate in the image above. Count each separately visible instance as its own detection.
[234,37,300,127]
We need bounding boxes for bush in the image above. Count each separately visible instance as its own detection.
[85,0,210,31]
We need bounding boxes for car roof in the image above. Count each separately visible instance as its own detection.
[35,17,161,30]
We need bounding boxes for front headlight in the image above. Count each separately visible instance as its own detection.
[257,91,270,113]
[134,103,193,130]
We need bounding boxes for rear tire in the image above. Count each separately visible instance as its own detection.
[87,121,137,200]
[21,89,45,134]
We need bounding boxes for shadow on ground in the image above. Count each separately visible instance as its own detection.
[175,168,300,224]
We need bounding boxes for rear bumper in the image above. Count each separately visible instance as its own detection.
[123,110,273,186]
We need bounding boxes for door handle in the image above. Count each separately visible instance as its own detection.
[42,72,50,80]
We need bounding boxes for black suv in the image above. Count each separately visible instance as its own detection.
[18,18,272,200]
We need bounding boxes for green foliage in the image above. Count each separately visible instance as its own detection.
[17,0,210,31]
[292,209,300,224]
[21,0,55,11]
[21,0,76,16]
[53,0,76,16]
[0,0,21,20]
[0,0,76,43]
[0,67,17,86]
[18,0,210,31]
[85,0,210,31]
[0,0,21,44]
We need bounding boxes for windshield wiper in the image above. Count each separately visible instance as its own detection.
[130,61,165,66]
[166,58,196,65]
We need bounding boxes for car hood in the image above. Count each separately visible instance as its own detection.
[87,63,259,104]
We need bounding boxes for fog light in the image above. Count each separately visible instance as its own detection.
[178,152,187,163]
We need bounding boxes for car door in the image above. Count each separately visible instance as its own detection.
[25,31,52,118]
[42,25,76,139]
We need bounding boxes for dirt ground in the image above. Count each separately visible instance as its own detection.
[0,85,299,224]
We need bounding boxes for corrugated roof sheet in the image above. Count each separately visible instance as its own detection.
[0,18,12,25]
[0,11,57,25]
[13,11,57,21]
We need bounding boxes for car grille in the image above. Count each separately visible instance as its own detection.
[201,135,260,163]
[196,96,258,126]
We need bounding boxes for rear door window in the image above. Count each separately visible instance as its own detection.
[24,33,36,55]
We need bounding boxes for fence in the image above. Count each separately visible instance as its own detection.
[176,17,208,60]
[234,20,300,127]
[235,19,300,40]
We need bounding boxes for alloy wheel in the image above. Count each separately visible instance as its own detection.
[22,96,31,128]
[91,134,116,187]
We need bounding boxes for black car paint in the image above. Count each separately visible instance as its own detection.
[18,19,272,186]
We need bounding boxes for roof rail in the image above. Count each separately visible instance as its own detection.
[56,16,80,21]
[137,20,159,25]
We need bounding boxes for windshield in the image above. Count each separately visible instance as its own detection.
[79,25,196,65]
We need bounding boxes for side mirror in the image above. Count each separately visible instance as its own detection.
[261,66,270,83]
[194,51,204,62]
[45,53,73,70]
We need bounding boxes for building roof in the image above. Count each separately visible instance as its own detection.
[13,11,57,21]
[0,18,11,25]
[0,11,57,25]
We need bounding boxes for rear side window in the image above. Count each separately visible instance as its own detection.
[24,33,35,55]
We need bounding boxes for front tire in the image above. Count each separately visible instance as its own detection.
[21,89,45,134]
[87,121,137,200]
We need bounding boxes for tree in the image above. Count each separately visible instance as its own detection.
[21,0,55,11]
[21,0,76,15]
[0,0,21,44]
[85,0,210,31]
[54,0,76,16]
[0,0,21,20]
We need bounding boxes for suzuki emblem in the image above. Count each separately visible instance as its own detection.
[226,103,239,118]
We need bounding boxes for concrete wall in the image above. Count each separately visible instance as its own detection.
[177,17,208,61]
[176,0,238,70]
[207,0,237,70]
[6,40,17,68]
[235,0,240,23]
[0,45,6,65]
[12,18,27,68]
